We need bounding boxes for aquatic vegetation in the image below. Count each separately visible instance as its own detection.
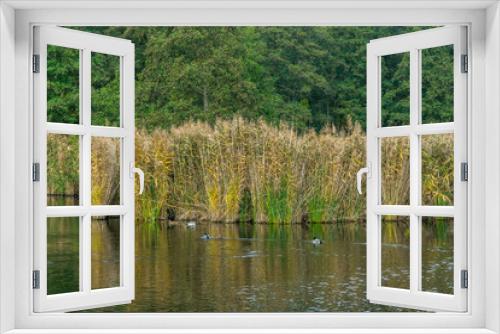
[47,117,453,224]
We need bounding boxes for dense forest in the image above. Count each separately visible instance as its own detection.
[48,26,453,131]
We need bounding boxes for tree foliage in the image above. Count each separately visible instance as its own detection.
[49,26,452,131]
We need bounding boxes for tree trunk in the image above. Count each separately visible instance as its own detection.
[203,86,209,113]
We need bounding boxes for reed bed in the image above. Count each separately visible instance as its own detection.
[47,118,453,224]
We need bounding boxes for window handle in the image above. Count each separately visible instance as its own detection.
[130,162,145,195]
[356,163,371,195]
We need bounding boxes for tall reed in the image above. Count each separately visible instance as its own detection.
[48,117,453,224]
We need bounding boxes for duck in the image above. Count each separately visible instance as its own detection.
[187,221,196,228]
[200,233,213,240]
[312,237,323,245]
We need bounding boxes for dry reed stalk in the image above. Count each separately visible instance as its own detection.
[48,117,453,224]
[91,137,121,205]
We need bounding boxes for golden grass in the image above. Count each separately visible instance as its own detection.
[47,117,453,223]
[91,137,121,205]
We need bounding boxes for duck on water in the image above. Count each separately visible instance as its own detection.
[312,237,323,245]
[201,233,213,240]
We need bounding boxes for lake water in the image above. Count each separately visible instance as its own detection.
[46,215,454,312]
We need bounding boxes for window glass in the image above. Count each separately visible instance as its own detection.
[381,137,410,205]
[47,45,80,124]
[47,134,80,206]
[91,137,121,206]
[381,215,410,289]
[92,53,121,127]
[47,217,80,295]
[381,52,410,127]
[92,216,121,289]
[421,134,454,206]
[421,45,454,124]
[421,217,454,294]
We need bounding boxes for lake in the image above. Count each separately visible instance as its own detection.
[46,215,454,312]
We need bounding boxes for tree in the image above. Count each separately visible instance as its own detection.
[139,27,262,128]
[48,26,444,132]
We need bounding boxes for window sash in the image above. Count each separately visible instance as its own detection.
[32,26,135,313]
[366,26,468,312]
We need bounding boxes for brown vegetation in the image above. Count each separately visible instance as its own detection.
[47,118,453,223]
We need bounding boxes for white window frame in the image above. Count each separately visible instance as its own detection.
[0,1,499,333]
[366,26,468,312]
[32,26,136,312]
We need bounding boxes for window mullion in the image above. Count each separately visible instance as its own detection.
[81,48,92,294]
[409,48,421,293]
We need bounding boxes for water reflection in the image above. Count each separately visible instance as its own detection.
[46,220,453,312]
[47,217,80,295]
[381,217,410,289]
[422,217,454,294]
[91,217,121,289]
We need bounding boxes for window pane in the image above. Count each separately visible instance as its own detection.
[47,134,80,206]
[421,134,454,206]
[47,217,80,295]
[381,215,410,289]
[421,45,454,124]
[421,217,454,294]
[91,216,121,289]
[92,53,121,127]
[91,137,121,205]
[381,52,410,127]
[381,137,410,205]
[47,45,80,124]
